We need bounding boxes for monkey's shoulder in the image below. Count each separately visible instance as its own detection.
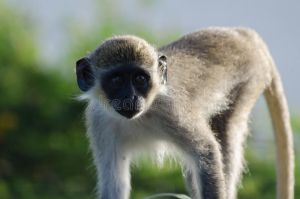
[160,27,264,66]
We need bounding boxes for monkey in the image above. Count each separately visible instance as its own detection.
[75,27,294,199]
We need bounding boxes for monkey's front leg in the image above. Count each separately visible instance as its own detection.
[176,128,226,199]
[92,137,131,199]
[198,147,226,199]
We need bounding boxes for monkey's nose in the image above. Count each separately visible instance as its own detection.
[117,96,140,119]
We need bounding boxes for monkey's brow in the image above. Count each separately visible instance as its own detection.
[95,65,156,73]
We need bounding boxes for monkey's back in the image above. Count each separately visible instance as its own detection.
[159,27,273,116]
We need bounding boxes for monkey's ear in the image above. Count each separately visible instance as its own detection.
[158,55,167,84]
[76,57,94,92]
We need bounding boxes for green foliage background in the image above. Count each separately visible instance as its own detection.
[0,1,299,199]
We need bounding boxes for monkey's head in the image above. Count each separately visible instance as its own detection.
[76,35,167,119]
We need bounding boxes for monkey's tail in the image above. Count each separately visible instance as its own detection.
[264,68,294,199]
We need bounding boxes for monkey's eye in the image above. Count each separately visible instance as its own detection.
[110,75,123,87]
[134,74,148,87]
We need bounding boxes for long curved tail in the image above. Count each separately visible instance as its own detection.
[264,68,294,199]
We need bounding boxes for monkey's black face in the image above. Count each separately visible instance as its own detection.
[101,65,152,119]
[76,55,167,119]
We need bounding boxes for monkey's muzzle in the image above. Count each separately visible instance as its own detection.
[114,96,142,119]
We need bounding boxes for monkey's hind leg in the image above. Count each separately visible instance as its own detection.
[212,81,264,199]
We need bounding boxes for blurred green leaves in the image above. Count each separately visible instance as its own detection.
[291,115,300,134]
[0,2,93,199]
